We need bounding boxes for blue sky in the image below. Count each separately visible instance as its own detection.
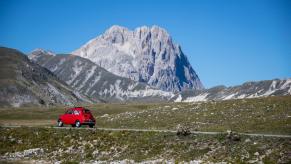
[0,0,290,88]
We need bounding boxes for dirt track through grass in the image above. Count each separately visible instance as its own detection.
[2,125,291,138]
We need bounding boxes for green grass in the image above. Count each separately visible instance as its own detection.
[0,97,291,163]
[0,103,160,120]
[0,96,291,134]
[95,96,291,134]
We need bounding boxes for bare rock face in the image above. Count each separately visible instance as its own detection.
[72,25,204,92]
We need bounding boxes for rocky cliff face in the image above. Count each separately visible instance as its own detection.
[72,25,204,92]
[0,47,91,107]
[29,49,174,102]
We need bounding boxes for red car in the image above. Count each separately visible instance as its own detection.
[57,107,96,128]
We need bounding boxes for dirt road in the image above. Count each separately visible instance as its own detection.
[2,125,291,138]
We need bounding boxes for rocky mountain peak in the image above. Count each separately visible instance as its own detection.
[134,25,171,44]
[31,48,55,56]
[29,48,55,61]
[72,25,204,92]
[150,25,170,39]
[106,25,129,33]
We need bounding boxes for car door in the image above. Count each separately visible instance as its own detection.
[73,110,80,123]
[63,109,73,124]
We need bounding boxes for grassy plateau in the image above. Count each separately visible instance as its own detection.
[0,96,291,163]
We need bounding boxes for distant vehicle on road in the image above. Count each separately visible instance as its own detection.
[57,107,96,128]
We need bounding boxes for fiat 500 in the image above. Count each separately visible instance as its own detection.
[57,107,96,128]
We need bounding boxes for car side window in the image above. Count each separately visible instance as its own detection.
[73,110,80,115]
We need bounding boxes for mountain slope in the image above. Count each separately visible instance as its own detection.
[72,25,203,92]
[175,79,291,102]
[29,49,174,102]
[0,47,91,107]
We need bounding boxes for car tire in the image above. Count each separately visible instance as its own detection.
[89,125,94,128]
[57,120,63,127]
[75,120,81,128]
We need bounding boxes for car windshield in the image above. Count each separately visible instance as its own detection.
[73,110,80,115]
[66,110,73,114]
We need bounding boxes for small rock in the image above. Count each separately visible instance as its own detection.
[254,152,259,156]
[245,138,251,143]
[176,124,191,136]
[92,150,99,157]
[101,114,109,118]
[232,134,241,141]
[226,130,240,141]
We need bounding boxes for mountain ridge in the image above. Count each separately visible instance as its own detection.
[0,47,92,107]
[29,49,175,103]
[175,78,291,102]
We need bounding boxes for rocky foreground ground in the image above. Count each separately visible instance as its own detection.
[0,127,291,163]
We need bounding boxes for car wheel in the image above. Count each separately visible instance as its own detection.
[89,125,94,128]
[57,120,63,127]
[75,120,81,128]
